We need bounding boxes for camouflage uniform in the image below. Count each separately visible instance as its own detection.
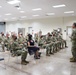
[34,34,38,43]
[11,38,28,65]
[18,36,27,49]
[38,36,45,48]
[0,35,6,51]
[4,37,11,51]
[70,28,76,62]
[51,35,58,53]
[59,33,67,48]
[18,35,24,43]
[58,34,64,49]
[39,34,53,56]
[45,35,54,55]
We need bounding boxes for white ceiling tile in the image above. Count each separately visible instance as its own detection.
[0,0,76,21]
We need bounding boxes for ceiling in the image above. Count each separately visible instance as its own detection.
[0,0,76,22]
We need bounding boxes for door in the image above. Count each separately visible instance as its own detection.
[66,26,72,41]
[28,27,33,34]
[18,28,25,36]
[0,22,6,33]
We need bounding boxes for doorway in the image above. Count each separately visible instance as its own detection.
[18,28,25,36]
[28,27,33,34]
[66,26,72,41]
[0,22,6,33]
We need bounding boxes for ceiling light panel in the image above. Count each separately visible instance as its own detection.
[46,13,55,16]
[20,11,25,13]
[33,15,39,17]
[5,13,11,15]
[17,7,21,10]
[32,8,42,11]
[53,4,66,8]
[64,11,74,13]
[7,0,21,5]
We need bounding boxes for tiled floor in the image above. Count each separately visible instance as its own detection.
[0,42,76,75]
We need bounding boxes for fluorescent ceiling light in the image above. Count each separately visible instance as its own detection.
[64,11,74,13]
[32,8,42,11]
[20,11,25,13]
[12,17,17,19]
[5,13,11,15]
[33,15,39,17]
[7,0,21,5]
[21,16,26,18]
[17,7,21,10]
[53,4,66,8]
[46,13,55,16]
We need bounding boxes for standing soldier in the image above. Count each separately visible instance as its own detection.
[70,23,76,62]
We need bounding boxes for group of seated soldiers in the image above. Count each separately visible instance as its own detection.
[0,30,68,65]
[38,30,68,56]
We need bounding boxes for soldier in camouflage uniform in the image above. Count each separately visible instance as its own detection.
[58,32,68,48]
[38,36,45,48]
[39,33,53,56]
[70,23,76,62]
[57,32,63,49]
[11,35,29,65]
[51,32,58,53]
[18,33,27,49]
[4,33,11,51]
[18,33,24,44]
[45,33,54,56]
[34,33,38,43]
[0,32,6,52]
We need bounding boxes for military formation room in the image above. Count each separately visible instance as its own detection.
[0,0,76,75]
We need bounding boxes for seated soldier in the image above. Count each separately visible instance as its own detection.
[4,33,11,51]
[11,35,29,65]
[39,33,53,56]
[38,36,45,48]
[51,33,58,53]
[27,34,41,59]
[59,33,68,48]
[0,32,6,52]
[45,33,54,56]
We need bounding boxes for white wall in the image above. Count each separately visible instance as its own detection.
[6,16,76,40]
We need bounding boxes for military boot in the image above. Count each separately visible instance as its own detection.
[46,54,50,56]
[21,61,27,65]
[70,57,76,62]
[46,50,50,56]
[65,46,68,48]
[25,60,29,64]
